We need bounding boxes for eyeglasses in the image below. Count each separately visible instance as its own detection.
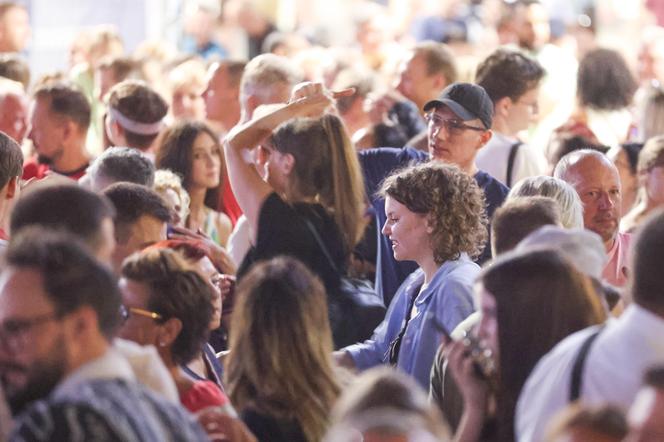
[119,305,163,324]
[425,113,486,134]
[0,312,58,352]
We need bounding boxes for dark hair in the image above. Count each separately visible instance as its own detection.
[11,184,116,253]
[6,228,121,339]
[103,183,170,244]
[644,366,664,390]
[480,249,605,441]
[630,209,664,309]
[621,143,643,175]
[0,130,23,188]
[121,248,213,365]
[378,162,488,263]
[545,404,627,442]
[577,48,636,110]
[475,49,544,103]
[33,83,91,130]
[414,41,458,84]
[0,53,30,89]
[156,120,221,210]
[107,80,168,149]
[491,196,560,255]
[88,146,155,188]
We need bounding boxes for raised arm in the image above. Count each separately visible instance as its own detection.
[223,92,332,234]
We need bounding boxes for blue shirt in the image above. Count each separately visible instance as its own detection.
[359,147,509,306]
[344,255,479,389]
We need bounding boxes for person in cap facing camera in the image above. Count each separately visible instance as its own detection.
[359,82,508,306]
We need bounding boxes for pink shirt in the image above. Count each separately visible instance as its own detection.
[602,232,631,287]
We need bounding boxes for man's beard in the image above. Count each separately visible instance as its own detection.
[0,334,67,416]
[36,153,53,165]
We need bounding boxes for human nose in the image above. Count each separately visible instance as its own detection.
[597,192,616,209]
[381,220,391,236]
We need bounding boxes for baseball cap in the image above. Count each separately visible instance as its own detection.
[423,83,494,129]
[515,225,607,279]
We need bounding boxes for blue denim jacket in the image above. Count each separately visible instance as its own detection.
[345,254,479,389]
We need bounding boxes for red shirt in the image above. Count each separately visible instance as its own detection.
[22,157,88,181]
[180,380,229,413]
[219,180,242,227]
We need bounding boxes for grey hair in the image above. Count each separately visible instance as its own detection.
[508,175,584,229]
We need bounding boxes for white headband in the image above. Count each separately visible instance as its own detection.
[108,106,163,135]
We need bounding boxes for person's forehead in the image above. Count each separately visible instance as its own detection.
[118,277,151,306]
[0,267,52,319]
[571,156,620,186]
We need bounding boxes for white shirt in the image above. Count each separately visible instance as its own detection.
[516,305,664,442]
[475,131,548,187]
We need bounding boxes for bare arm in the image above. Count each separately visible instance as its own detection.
[223,93,332,235]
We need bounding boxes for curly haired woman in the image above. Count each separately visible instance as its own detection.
[336,162,487,388]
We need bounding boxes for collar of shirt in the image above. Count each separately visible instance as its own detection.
[53,347,136,400]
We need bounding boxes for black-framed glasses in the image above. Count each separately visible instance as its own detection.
[0,312,58,352]
[119,305,163,324]
[425,113,486,134]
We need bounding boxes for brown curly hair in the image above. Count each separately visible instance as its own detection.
[378,163,488,264]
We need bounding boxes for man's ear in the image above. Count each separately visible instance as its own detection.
[478,129,493,149]
[495,96,512,119]
[432,74,448,92]
[5,176,18,199]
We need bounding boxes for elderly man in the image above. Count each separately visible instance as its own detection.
[554,149,630,287]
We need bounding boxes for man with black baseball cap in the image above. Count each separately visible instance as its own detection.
[359,82,508,305]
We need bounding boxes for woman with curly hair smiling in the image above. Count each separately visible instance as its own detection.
[336,162,488,388]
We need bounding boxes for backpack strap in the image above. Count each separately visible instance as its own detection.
[506,141,522,188]
[569,327,604,402]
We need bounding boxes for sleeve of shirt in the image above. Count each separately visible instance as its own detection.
[436,272,476,333]
[344,279,412,370]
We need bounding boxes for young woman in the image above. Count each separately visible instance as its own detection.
[225,256,342,442]
[223,84,366,345]
[447,249,606,442]
[157,120,232,245]
[118,248,231,414]
[336,162,488,389]
[621,136,664,232]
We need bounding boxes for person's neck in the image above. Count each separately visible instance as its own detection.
[52,142,89,173]
[418,254,441,285]
[491,117,514,137]
[604,236,617,253]
[462,161,478,176]
[64,337,109,379]
[188,186,207,211]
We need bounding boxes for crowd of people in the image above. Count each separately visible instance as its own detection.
[2,0,664,440]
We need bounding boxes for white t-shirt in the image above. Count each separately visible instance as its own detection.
[516,305,664,442]
[475,131,548,187]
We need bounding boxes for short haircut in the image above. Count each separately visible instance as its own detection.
[121,248,212,365]
[475,48,545,103]
[508,176,583,229]
[630,209,664,309]
[638,135,664,173]
[107,80,168,149]
[332,67,375,114]
[413,41,458,84]
[33,83,91,131]
[97,56,138,85]
[0,130,23,189]
[10,185,116,253]
[219,60,247,88]
[103,182,170,243]
[553,149,612,184]
[5,228,121,339]
[87,146,155,188]
[0,53,30,89]
[491,196,561,255]
[240,54,302,103]
[577,48,636,111]
[545,404,627,442]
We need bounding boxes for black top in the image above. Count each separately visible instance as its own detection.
[242,409,307,442]
[237,192,345,293]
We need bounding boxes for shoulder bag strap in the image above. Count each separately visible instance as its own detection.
[506,141,522,188]
[569,327,604,402]
[302,218,341,276]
